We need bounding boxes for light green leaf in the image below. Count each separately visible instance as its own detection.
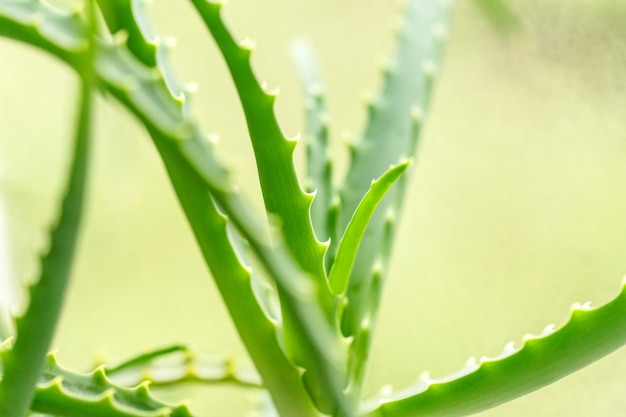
[95,0,158,67]
[363,280,626,417]
[104,345,262,389]
[155,139,319,417]
[329,161,410,296]
[337,0,453,337]
[291,38,334,245]
[188,0,329,292]
[31,352,194,417]
[0,3,96,414]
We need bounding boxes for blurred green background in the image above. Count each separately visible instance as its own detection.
[1,0,626,415]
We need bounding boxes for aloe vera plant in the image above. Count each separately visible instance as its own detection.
[0,0,625,416]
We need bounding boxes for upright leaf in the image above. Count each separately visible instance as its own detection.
[333,0,455,400]
[0,2,95,414]
[188,0,329,291]
[155,138,319,417]
[188,2,350,414]
[329,161,410,296]
[291,39,334,245]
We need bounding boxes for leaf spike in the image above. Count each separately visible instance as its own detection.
[186,81,199,94]
[92,365,109,386]
[0,336,13,352]
[38,374,64,392]
[29,11,45,28]
[238,37,256,50]
[171,402,193,417]
[112,29,131,46]
[484,341,517,362]
[99,387,117,405]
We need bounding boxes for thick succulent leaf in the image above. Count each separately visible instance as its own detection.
[188,2,351,414]
[0,0,87,67]
[291,38,334,245]
[95,0,158,67]
[188,0,329,291]
[105,345,262,389]
[0,8,95,414]
[337,0,454,333]
[29,352,194,417]
[155,139,319,417]
[363,280,626,417]
[105,345,190,375]
[0,2,343,415]
[331,0,454,401]
[329,161,410,296]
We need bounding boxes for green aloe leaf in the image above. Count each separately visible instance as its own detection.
[187,2,350,414]
[188,0,329,292]
[0,3,96,414]
[336,0,453,335]
[0,0,88,67]
[154,140,320,417]
[104,345,262,389]
[95,0,158,67]
[363,281,626,417]
[29,352,194,417]
[331,0,454,402]
[329,161,410,296]
[105,345,190,375]
[291,38,334,245]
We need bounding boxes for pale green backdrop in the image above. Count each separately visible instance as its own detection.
[1,0,626,416]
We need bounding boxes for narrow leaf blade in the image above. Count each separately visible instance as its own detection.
[291,38,334,244]
[329,161,410,295]
[0,5,96,413]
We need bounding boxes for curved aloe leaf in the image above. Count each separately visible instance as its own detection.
[363,280,626,417]
[146,139,319,417]
[330,0,454,403]
[0,0,87,67]
[187,2,351,414]
[336,0,453,334]
[291,38,334,245]
[0,6,349,414]
[105,346,262,389]
[0,4,96,414]
[95,0,158,67]
[105,345,190,375]
[29,352,194,417]
[188,0,329,289]
[329,161,410,296]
